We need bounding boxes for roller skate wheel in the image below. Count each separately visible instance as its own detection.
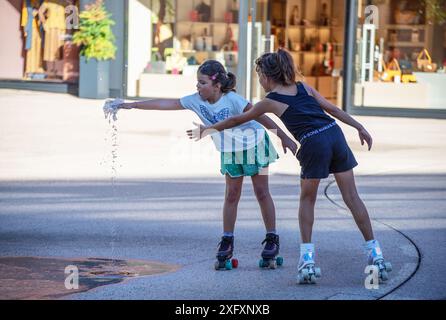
[214,261,221,270]
[225,260,233,270]
[276,256,284,266]
[384,262,392,272]
[231,258,238,269]
[297,273,305,284]
[309,275,317,284]
[269,260,277,269]
[259,259,265,268]
[301,268,309,280]
[314,267,322,278]
[380,270,388,281]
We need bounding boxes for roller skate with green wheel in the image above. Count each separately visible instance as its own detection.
[214,235,238,271]
[258,233,283,269]
[367,244,392,282]
[297,248,321,284]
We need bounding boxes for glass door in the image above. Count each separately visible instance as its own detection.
[248,0,274,103]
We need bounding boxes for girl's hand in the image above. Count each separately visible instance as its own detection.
[358,127,373,151]
[103,98,125,122]
[187,122,206,141]
[281,137,298,155]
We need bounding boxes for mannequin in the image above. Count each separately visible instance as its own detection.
[290,5,300,26]
[39,0,66,78]
[21,0,44,76]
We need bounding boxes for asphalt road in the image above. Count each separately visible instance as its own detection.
[0,174,444,300]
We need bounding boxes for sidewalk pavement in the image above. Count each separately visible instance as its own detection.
[0,89,445,181]
[0,89,445,300]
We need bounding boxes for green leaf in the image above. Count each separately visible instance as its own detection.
[72,0,117,60]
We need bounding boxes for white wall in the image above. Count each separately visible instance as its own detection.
[0,0,25,79]
[127,0,152,97]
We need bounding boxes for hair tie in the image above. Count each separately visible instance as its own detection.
[211,73,218,80]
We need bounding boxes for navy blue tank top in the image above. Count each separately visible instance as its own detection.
[266,82,335,141]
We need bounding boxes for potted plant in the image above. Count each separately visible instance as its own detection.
[421,0,446,25]
[73,0,116,99]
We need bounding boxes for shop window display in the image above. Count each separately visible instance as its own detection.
[21,0,80,82]
[270,0,345,105]
[354,0,446,109]
[143,0,239,76]
[134,0,239,98]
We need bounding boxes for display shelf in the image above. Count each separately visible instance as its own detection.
[285,0,342,72]
[177,21,239,28]
[383,24,427,30]
[387,41,426,47]
[287,25,343,30]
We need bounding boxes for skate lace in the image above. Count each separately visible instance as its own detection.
[218,237,233,252]
[300,252,314,263]
[261,235,279,250]
[368,247,384,264]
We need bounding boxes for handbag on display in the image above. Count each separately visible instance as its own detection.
[380,58,402,82]
[417,49,438,72]
[196,0,211,22]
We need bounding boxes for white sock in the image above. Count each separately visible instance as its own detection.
[300,243,315,259]
[365,239,379,249]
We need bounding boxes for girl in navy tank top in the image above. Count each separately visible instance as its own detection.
[189,49,392,284]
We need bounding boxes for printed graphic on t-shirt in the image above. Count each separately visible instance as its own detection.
[199,106,230,124]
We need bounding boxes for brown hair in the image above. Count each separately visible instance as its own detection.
[198,60,236,93]
[255,48,304,85]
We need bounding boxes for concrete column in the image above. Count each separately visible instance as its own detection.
[237,0,249,98]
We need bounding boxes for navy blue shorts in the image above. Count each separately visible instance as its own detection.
[296,124,358,179]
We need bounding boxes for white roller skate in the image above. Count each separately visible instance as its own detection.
[366,240,392,282]
[297,244,321,284]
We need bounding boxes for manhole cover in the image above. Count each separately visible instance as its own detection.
[0,256,179,300]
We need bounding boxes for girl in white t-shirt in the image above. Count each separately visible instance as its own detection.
[110,60,297,270]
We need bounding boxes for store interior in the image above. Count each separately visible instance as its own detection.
[128,0,240,98]
[128,0,445,110]
[354,0,446,109]
[0,0,80,84]
[263,0,345,105]
[130,0,345,101]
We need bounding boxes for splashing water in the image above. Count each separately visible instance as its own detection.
[101,98,125,259]
[102,99,124,185]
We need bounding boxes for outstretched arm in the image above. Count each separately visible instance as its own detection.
[245,103,298,154]
[243,103,285,139]
[302,83,373,150]
[187,100,273,140]
[120,99,184,111]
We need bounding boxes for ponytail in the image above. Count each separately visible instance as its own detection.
[277,48,296,85]
[221,72,236,93]
[198,60,237,93]
[255,48,304,86]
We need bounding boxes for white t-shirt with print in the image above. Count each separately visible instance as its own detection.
[180,91,265,152]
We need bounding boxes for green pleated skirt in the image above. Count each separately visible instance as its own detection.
[220,132,279,178]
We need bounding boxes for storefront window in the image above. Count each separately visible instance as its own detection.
[354,0,446,110]
[21,0,80,83]
[127,0,240,98]
[265,0,346,105]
